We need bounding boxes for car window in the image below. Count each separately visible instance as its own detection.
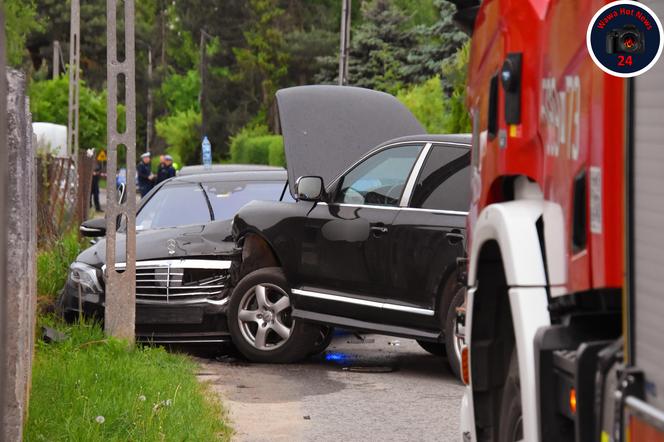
[334,144,423,206]
[409,145,471,212]
[137,183,211,230]
[203,181,289,220]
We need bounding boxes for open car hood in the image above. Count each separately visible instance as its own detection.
[276,86,426,196]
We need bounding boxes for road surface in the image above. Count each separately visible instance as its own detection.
[197,333,464,442]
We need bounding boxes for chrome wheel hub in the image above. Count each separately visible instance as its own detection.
[237,283,293,351]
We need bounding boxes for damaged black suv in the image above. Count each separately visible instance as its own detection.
[228,86,470,377]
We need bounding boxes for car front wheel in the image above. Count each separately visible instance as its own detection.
[228,267,318,363]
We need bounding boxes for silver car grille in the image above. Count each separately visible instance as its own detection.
[109,259,232,303]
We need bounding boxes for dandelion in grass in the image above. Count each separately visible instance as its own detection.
[138,395,146,402]
[95,415,105,424]
[165,399,172,407]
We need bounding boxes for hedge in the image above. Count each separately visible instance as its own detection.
[230,134,285,167]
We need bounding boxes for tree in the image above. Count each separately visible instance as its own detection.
[155,109,201,166]
[402,0,468,85]
[28,76,125,151]
[5,0,41,67]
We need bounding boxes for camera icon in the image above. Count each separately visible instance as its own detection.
[606,25,645,54]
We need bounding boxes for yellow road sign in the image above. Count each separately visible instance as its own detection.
[96,149,107,162]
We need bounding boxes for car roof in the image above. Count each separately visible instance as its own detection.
[177,164,285,176]
[375,133,472,149]
[168,169,288,184]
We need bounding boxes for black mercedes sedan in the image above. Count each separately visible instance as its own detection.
[59,168,293,344]
[229,85,470,377]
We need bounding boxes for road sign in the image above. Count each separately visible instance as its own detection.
[202,136,212,169]
[96,149,107,162]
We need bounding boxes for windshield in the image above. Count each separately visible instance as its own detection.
[136,180,288,231]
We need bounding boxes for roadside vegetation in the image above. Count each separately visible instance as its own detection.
[32,233,231,441]
[26,318,231,442]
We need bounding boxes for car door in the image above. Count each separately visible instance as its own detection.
[291,143,425,323]
[383,143,471,330]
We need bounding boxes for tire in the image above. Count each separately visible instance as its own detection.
[417,340,446,356]
[498,349,523,442]
[227,267,318,363]
[444,287,466,379]
[309,326,334,356]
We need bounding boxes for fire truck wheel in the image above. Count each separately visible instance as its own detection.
[498,349,523,442]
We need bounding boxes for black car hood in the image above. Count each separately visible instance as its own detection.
[276,85,426,196]
[76,219,236,268]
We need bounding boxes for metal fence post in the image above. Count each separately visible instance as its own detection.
[105,0,137,342]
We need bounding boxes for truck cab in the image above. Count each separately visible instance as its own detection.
[453,0,663,440]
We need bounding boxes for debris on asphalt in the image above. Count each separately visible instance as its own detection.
[342,365,397,373]
[303,415,311,420]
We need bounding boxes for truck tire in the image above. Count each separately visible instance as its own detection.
[498,349,523,442]
[444,287,465,379]
[417,340,446,356]
[228,267,318,363]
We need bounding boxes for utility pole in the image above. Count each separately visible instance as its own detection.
[146,45,152,153]
[0,3,8,436]
[105,0,137,343]
[338,0,351,86]
[199,30,208,139]
[53,40,60,79]
[67,0,80,159]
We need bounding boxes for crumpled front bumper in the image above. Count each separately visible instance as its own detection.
[59,279,231,344]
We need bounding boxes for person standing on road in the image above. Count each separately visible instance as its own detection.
[90,161,104,212]
[156,154,176,184]
[137,152,154,197]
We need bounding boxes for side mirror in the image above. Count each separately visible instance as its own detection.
[295,176,325,201]
[80,217,106,237]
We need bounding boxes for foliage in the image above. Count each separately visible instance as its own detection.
[440,42,471,133]
[229,124,284,167]
[155,109,202,166]
[37,229,83,301]
[4,0,41,67]
[29,76,125,150]
[403,0,468,85]
[26,318,231,441]
[397,77,446,133]
[158,70,200,114]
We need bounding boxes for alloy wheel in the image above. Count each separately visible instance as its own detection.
[237,283,293,351]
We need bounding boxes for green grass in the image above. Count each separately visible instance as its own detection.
[37,230,84,302]
[26,318,231,442]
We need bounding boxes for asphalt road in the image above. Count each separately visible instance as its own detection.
[196,332,464,442]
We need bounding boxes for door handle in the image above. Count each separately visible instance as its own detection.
[370,224,388,236]
[446,229,464,244]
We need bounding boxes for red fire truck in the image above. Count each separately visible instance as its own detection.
[451,0,664,441]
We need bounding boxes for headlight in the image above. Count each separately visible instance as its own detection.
[69,262,103,293]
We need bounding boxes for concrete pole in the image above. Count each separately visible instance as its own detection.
[146,46,153,153]
[53,40,60,79]
[0,3,8,438]
[105,0,137,343]
[338,0,351,86]
[67,0,80,160]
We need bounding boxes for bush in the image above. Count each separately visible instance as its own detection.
[155,109,202,166]
[396,76,446,133]
[26,319,231,441]
[29,76,125,151]
[37,230,83,302]
[229,124,285,167]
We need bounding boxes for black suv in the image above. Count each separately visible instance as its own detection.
[229,86,470,377]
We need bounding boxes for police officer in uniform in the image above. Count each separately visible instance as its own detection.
[137,152,154,197]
